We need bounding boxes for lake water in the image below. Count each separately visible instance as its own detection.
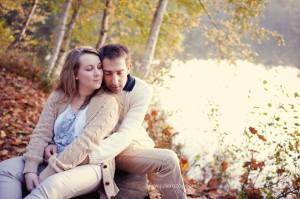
[155,59,300,183]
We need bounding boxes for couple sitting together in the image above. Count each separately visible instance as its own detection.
[0,44,186,199]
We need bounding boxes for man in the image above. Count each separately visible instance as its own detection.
[45,44,187,199]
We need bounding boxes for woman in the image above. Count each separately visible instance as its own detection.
[0,47,121,199]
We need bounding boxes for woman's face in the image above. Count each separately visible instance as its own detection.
[75,53,103,94]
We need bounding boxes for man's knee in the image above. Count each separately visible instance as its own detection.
[160,149,180,171]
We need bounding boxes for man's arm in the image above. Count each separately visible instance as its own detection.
[89,80,152,164]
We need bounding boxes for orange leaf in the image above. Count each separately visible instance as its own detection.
[221,160,229,172]
[257,134,267,142]
[180,157,189,173]
[249,127,257,134]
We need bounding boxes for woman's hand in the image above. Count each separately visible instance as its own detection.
[44,144,57,163]
[24,172,39,191]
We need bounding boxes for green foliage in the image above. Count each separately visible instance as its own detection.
[0,19,14,51]
[155,0,203,59]
[0,0,26,42]
[103,0,204,66]
[199,0,283,62]
[0,0,283,84]
[71,0,104,46]
[107,0,155,62]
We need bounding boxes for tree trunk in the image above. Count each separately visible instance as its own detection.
[62,0,82,53]
[47,0,72,78]
[141,0,168,77]
[53,0,82,78]
[7,0,39,51]
[95,0,112,49]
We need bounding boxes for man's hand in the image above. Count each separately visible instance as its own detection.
[79,156,89,165]
[24,172,39,191]
[44,144,57,162]
[39,166,56,182]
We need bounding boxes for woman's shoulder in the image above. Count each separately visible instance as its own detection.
[93,89,121,106]
[45,89,63,102]
[86,90,121,116]
[46,89,66,103]
[92,90,122,106]
[95,89,118,98]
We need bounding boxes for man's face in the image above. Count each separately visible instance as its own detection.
[102,57,129,93]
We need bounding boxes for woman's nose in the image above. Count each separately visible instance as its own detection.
[94,68,101,76]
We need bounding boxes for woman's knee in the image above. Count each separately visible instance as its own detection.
[0,157,25,180]
[35,165,102,198]
[0,157,24,199]
[33,175,66,199]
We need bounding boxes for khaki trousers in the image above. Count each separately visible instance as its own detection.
[116,146,186,199]
[0,147,186,199]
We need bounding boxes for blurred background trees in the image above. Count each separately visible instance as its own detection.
[0,0,287,83]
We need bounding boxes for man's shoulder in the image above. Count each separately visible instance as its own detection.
[132,76,151,92]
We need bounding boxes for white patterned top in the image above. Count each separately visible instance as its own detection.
[53,105,88,153]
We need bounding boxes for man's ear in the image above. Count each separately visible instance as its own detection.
[127,63,133,72]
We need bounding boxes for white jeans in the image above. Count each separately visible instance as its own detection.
[0,157,102,199]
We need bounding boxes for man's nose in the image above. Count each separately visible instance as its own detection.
[111,74,118,85]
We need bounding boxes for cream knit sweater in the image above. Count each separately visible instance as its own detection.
[23,89,121,198]
[89,77,155,163]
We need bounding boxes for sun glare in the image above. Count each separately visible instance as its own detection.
[155,59,300,182]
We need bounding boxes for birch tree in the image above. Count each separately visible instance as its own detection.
[140,0,168,77]
[53,0,82,77]
[6,0,39,51]
[95,0,112,49]
[47,0,72,78]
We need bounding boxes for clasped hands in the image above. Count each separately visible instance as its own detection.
[24,144,57,191]
[25,144,89,191]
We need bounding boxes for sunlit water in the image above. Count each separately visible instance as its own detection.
[154,59,300,184]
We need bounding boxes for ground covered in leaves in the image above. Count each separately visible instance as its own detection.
[0,68,47,160]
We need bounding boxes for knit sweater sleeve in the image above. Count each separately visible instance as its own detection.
[22,91,59,174]
[89,80,152,163]
[46,94,119,173]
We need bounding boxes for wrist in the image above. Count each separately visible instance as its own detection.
[24,172,37,178]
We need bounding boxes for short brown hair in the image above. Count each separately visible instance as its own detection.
[98,44,131,67]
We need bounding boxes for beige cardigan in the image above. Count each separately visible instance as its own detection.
[22,89,121,198]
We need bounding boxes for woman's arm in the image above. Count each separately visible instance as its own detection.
[22,91,59,174]
[39,94,119,180]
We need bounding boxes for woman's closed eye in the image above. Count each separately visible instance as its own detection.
[85,65,94,71]
[85,63,102,71]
